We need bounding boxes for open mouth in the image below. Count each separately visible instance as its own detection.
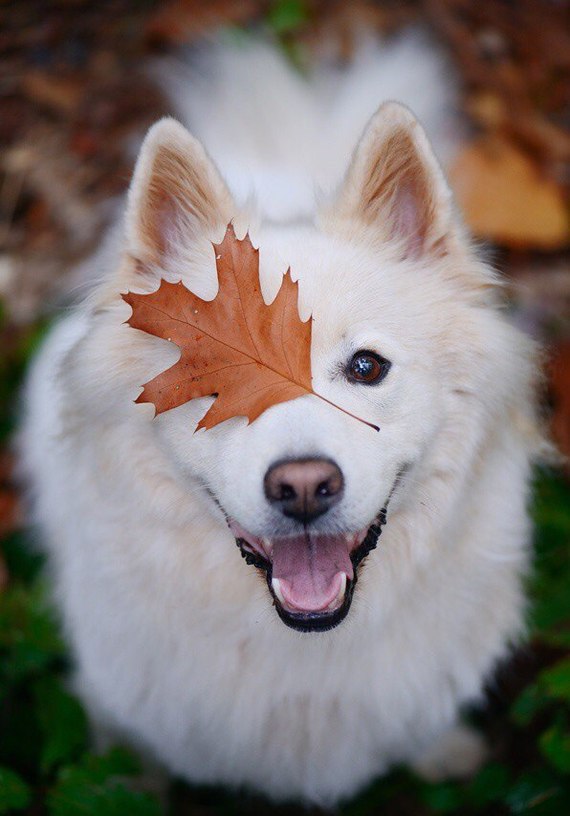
[229,511,387,632]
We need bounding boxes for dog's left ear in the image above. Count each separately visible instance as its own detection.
[125,117,234,268]
[325,102,455,258]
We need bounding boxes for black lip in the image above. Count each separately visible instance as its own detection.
[235,508,387,633]
[269,573,355,632]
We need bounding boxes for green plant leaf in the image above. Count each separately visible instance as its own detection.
[0,582,64,688]
[539,658,570,701]
[531,472,570,634]
[539,716,570,774]
[47,780,162,816]
[71,748,142,782]
[511,683,548,726]
[34,677,89,773]
[467,762,511,806]
[505,768,569,814]
[47,749,161,816]
[1,532,45,585]
[267,0,308,34]
[417,780,464,812]
[0,766,32,813]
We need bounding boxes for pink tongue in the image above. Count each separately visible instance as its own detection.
[272,534,354,612]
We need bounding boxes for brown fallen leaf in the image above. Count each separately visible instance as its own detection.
[21,71,82,115]
[145,0,259,46]
[0,491,22,539]
[0,451,23,540]
[550,340,570,463]
[450,137,569,249]
[124,225,377,432]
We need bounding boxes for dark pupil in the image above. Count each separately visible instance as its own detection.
[353,356,375,379]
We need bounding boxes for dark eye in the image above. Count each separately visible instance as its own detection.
[347,351,390,385]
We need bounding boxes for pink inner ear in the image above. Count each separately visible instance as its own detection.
[347,121,448,260]
[153,189,183,259]
[136,145,213,263]
[391,183,424,257]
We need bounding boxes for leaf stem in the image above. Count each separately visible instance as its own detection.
[312,391,380,432]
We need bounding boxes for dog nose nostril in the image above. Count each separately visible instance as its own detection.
[316,473,342,498]
[316,481,330,497]
[279,484,296,501]
[264,458,344,523]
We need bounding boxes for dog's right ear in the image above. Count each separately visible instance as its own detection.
[125,118,234,268]
[324,102,456,259]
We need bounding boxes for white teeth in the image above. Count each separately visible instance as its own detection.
[325,573,348,611]
[262,537,273,556]
[271,577,286,607]
[336,572,347,604]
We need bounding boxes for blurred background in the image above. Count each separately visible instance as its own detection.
[0,1,569,814]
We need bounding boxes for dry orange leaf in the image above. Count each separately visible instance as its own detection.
[145,0,258,46]
[550,340,570,463]
[450,137,569,249]
[124,225,377,432]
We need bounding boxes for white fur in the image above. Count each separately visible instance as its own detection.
[21,34,539,806]
[159,31,460,221]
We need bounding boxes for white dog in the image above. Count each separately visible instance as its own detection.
[21,34,541,805]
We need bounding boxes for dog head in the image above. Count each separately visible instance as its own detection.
[94,103,513,632]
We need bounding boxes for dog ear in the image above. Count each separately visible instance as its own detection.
[326,102,455,258]
[125,118,234,267]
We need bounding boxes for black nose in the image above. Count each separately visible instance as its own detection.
[264,458,344,524]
